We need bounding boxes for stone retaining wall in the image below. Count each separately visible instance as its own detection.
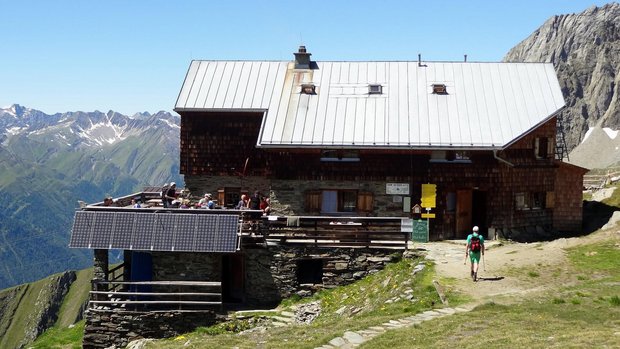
[83,310,216,349]
[244,246,401,306]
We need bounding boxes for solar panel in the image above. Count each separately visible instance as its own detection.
[173,214,196,251]
[195,214,239,252]
[132,214,154,250]
[110,212,135,249]
[69,211,95,248]
[90,212,114,248]
[152,214,177,251]
[69,211,240,253]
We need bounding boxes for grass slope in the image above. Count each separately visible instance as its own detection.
[0,268,91,349]
[146,255,453,349]
[361,238,620,348]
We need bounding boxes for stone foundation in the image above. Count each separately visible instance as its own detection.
[244,246,401,306]
[83,310,216,348]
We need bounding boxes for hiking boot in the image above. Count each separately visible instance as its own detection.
[473,272,478,282]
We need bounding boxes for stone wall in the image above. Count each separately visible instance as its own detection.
[243,246,400,307]
[152,252,221,281]
[83,310,216,349]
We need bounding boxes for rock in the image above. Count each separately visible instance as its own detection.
[343,331,365,344]
[125,339,153,349]
[294,301,321,324]
[504,3,620,167]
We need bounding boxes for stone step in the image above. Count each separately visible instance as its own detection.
[272,315,293,323]
[280,311,295,317]
[343,331,364,344]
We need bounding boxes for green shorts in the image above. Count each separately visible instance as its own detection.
[469,251,481,263]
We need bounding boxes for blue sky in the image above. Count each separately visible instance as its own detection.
[0,0,612,115]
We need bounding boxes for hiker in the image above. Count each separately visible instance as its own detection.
[465,225,485,282]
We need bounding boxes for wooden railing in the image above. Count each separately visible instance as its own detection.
[106,263,125,292]
[89,280,222,312]
[260,216,410,249]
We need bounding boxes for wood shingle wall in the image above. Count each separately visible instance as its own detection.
[182,113,586,240]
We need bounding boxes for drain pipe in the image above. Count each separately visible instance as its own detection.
[493,150,514,167]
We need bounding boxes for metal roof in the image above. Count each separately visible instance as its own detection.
[175,60,565,149]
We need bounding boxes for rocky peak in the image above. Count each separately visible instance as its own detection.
[504,2,620,154]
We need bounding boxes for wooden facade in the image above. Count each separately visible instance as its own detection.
[180,112,586,241]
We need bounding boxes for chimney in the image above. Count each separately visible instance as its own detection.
[294,45,312,69]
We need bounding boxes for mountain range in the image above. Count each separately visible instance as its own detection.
[0,105,183,289]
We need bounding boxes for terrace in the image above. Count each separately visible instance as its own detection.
[71,190,412,312]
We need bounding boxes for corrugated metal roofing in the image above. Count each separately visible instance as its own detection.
[175,60,565,149]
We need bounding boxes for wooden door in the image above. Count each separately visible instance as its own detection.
[456,189,472,238]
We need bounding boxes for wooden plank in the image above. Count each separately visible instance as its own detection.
[89,291,221,297]
[92,281,221,286]
[90,300,222,305]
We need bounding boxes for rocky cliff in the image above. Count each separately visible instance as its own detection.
[504,3,620,153]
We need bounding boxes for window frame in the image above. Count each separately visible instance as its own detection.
[305,189,373,214]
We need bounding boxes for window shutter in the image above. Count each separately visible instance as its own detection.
[357,192,374,212]
[546,191,555,209]
[305,191,321,213]
[217,189,225,206]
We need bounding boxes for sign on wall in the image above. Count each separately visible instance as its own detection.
[386,183,410,195]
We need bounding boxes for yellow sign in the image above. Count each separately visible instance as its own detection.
[421,184,436,208]
[421,213,436,219]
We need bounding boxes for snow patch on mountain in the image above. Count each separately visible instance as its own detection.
[161,118,180,129]
[1,104,178,148]
[603,128,618,140]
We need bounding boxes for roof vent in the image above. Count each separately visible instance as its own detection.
[432,84,447,94]
[301,83,316,95]
[294,46,312,69]
[368,84,382,94]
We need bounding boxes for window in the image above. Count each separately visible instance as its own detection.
[515,192,547,210]
[368,84,382,94]
[535,137,549,159]
[532,192,545,210]
[515,192,528,210]
[446,192,456,213]
[432,84,447,94]
[301,83,316,95]
[305,190,373,214]
[218,187,245,208]
[320,150,360,162]
[296,259,323,284]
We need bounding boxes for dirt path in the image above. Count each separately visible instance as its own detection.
[420,228,619,304]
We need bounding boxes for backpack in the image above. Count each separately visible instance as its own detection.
[470,236,481,252]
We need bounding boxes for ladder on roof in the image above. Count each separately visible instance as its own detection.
[555,113,569,161]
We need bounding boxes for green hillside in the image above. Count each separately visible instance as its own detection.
[0,268,91,349]
[0,125,182,289]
